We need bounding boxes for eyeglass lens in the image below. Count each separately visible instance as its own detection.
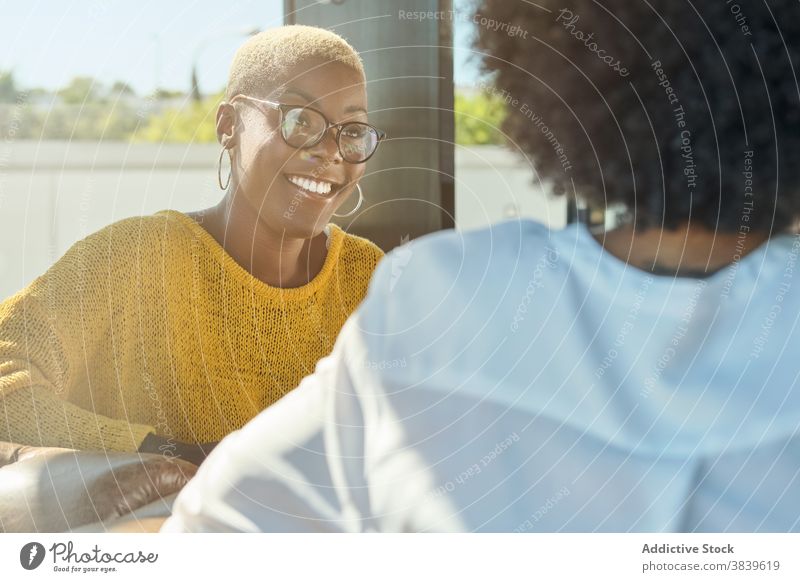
[281,107,379,163]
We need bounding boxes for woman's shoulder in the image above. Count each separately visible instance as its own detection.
[57,211,194,265]
[26,211,198,304]
[333,224,385,267]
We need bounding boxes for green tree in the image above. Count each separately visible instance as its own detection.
[454,89,507,145]
[58,76,101,105]
[153,88,185,100]
[109,81,135,97]
[22,103,140,140]
[0,71,17,103]
[133,92,220,143]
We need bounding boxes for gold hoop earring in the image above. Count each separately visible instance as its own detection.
[333,184,364,218]
[217,147,232,190]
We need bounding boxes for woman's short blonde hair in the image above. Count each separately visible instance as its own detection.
[226,25,365,100]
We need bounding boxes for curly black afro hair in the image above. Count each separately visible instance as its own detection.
[475,0,800,233]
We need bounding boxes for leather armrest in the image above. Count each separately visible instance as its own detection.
[0,441,197,532]
[71,493,179,533]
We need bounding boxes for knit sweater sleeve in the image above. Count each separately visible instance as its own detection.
[0,262,156,453]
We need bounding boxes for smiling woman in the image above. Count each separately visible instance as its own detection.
[0,26,385,465]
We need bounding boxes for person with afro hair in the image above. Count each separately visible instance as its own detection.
[475,0,800,273]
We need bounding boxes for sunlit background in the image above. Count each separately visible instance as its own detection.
[0,0,565,300]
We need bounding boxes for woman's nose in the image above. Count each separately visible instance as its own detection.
[307,127,343,164]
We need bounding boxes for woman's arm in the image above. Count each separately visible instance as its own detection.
[0,288,156,452]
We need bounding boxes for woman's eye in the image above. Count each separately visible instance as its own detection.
[342,125,366,139]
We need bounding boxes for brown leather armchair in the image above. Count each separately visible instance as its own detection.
[0,441,196,533]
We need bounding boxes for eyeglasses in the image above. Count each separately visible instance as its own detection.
[230,94,386,164]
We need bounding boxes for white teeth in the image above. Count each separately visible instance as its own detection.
[288,175,333,196]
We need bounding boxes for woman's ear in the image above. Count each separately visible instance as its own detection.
[216,102,237,148]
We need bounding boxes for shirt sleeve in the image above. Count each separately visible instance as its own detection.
[0,285,155,452]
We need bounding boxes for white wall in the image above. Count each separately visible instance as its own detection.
[0,142,565,301]
[0,142,221,300]
[455,145,566,232]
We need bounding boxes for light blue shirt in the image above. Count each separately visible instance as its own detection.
[165,221,800,532]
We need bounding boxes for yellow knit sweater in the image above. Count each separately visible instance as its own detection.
[0,210,383,452]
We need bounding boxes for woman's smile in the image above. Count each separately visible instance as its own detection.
[284,173,342,199]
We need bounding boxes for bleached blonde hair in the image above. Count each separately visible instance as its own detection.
[225,25,365,100]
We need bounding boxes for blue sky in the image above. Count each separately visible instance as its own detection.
[0,0,481,95]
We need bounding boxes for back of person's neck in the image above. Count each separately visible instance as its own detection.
[592,221,772,278]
